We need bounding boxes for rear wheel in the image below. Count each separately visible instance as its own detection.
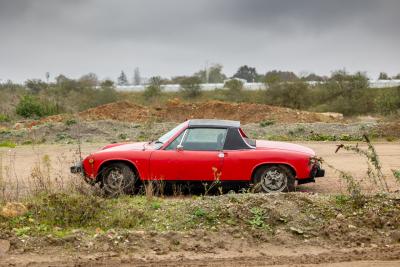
[253,165,295,193]
[101,163,137,196]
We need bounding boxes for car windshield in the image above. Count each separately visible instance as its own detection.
[156,122,186,145]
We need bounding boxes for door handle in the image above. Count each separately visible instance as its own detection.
[218,152,224,158]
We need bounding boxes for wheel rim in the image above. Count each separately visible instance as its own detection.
[261,168,287,192]
[105,167,125,192]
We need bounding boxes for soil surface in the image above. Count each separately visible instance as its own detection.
[1,246,400,266]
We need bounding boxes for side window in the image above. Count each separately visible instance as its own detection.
[182,128,227,151]
[165,130,185,150]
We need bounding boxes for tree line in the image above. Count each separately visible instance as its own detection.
[1,68,400,121]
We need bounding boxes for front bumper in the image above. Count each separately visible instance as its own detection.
[297,164,325,185]
[70,162,82,173]
[315,168,325,178]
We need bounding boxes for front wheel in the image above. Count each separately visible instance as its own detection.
[101,163,137,196]
[253,165,295,193]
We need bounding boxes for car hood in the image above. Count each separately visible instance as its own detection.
[256,140,315,156]
[99,142,151,152]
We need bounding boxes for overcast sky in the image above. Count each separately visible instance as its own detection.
[0,0,399,82]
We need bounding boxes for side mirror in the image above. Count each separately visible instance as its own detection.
[176,144,184,151]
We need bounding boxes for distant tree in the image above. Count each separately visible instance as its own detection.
[171,76,190,84]
[301,73,325,82]
[375,86,400,115]
[224,79,244,101]
[25,79,47,94]
[179,76,202,98]
[55,74,69,85]
[144,76,162,100]
[330,69,350,82]
[133,67,141,85]
[79,73,98,87]
[265,70,299,82]
[45,72,50,83]
[97,79,118,105]
[233,65,258,82]
[266,81,310,110]
[378,72,390,80]
[393,73,400,79]
[195,63,227,83]
[100,79,114,88]
[117,71,129,85]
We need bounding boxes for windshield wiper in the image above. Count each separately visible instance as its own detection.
[154,140,163,144]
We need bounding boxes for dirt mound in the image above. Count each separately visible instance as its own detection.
[160,99,340,123]
[41,100,342,124]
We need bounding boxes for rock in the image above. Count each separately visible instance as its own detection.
[348,224,357,229]
[390,231,400,242]
[0,239,10,255]
[0,203,28,218]
[320,112,344,120]
[336,213,345,220]
[13,122,24,130]
[290,227,304,235]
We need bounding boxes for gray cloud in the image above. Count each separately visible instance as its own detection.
[0,0,399,82]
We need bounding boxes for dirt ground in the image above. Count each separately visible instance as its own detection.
[2,245,400,266]
[1,141,399,195]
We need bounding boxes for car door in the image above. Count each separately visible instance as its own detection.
[220,127,256,181]
[149,130,186,180]
[176,127,227,181]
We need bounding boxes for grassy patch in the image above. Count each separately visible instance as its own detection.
[0,140,16,148]
[1,192,399,240]
[0,114,10,122]
[259,120,275,127]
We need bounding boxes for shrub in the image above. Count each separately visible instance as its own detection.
[224,79,244,101]
[144,76,162,100]
[179,76,202,98]
[375,87,400,115]
[30,193,103,227]
[0,141,16,148]
[16,95,59,118]
[259,120,275,127]
[64,119,77,126]
[265,81,310,110]
[0,114,10,122]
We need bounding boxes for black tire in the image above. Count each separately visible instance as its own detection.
[101,162,137,196]
[253,165,295,193]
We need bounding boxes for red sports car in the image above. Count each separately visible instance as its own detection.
[71,119,324,195]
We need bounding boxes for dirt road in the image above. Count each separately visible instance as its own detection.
[1,141,399,195]
[2,244,400,266]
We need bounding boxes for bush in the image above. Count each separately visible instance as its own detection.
[179,76,202,98]
[144,76,162,100]
[266,81,310,110]
[224,79,244,101]
[0,114,10,122]
[0,141,16,148]
[375,87,400,115]
[16,95,59,118]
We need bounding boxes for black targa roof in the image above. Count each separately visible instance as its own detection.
[188,119,240,128]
